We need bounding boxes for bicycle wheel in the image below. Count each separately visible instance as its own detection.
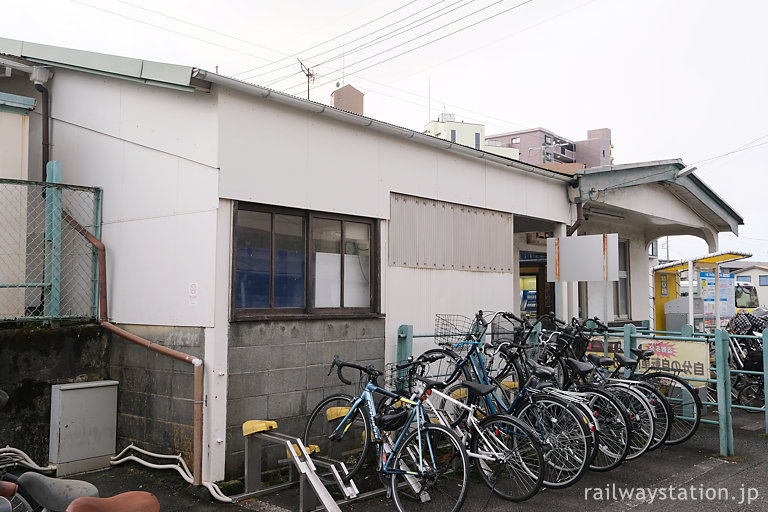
[470,414,544,501]
[738,383,765,413]
[526,346,568,389]
[390,424,469,512]
[579,387,631,472]
[7,494,33,512]
[641,372,702,444]
[303,393,371,483]
[632,382,672,451]
[603,384,654,460]
[514,395,591,489]
[418,348,471,384]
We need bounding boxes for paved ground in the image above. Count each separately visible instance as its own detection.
[71,408,768,511]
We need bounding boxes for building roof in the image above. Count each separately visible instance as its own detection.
[0,37,575,185]
[575,159,743,234]
[733,265,768,274]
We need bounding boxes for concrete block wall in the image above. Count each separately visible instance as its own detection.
[0,324,108,464]
[226,318,385,478]
[107,325,203,464]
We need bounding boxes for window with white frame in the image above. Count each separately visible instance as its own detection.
[232,203,377,318]
[613,240,630,319]
[737,275,751,283]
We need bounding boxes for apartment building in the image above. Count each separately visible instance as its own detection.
[486,127,613,170]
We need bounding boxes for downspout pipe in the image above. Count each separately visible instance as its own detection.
[566,201,583,236]
[34,82,50,182]
[62,212,204,486]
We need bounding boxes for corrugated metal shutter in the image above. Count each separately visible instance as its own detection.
[390,194,513,273]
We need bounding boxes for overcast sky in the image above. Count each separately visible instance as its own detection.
[3,0,767,261]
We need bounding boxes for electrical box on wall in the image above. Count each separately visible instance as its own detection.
[49,380,118,476]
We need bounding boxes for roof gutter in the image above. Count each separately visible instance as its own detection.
[194,70,574,184]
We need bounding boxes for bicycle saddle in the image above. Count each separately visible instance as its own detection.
[18,471,99,511]
[613,353,638,369]
[586,353,614,367]
[630,348,654,360]
[565,358,594,376]
[66,491,160,512]
[0,481,17,498]
[0,497,11,512]
[461,380,496,397]
[528,361,556,380]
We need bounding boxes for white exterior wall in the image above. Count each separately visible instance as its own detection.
[0,110,29,317]
[48,70,220,326]
[217,88,569,223]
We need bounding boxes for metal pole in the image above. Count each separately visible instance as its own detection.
[688,261,695,330]
[397,325,413,364]
[44,161,62,319]
[715,266,721,329]
[714,329,734,456]
[763,329,768,435]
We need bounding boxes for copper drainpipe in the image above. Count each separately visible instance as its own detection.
[63,212,204,485]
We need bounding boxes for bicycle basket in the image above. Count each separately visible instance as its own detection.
[434,314,481,352]
[385,362,416,393]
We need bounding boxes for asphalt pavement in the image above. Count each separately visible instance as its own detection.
[73,407,768,511]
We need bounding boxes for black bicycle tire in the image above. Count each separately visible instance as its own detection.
[470,414,544,501]
[389,423,470,512]
[512,394,591,489]
[603,383,654,460]
[631,381,672,451]
[577,386,631,472]
[303,393,371,483]
[640,372,702,444]
[738,383,765,413]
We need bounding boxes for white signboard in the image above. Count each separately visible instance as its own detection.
[546,233,619,283]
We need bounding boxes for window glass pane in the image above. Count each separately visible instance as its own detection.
[235,211,271,308]
[760,275,768,286]
[344,222,371,307]
[274,214,305,308]
[618,241,628,270]
[314,219,341,307]
[737,275,751,283]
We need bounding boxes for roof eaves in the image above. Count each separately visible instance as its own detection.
[197,69,575,183]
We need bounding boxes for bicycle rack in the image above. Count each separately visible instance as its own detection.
[230,420,359,512]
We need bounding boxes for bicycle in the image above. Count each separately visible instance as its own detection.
[419,311,595,489]
[395,357,544,502]
[303,356,470,512]
[588,316,702,445]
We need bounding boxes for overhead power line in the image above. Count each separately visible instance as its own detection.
[283,0,536,94]
[234,0,426,78]
[255,0,477,87]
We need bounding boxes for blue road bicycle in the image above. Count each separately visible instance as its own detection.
[303,356,470,512]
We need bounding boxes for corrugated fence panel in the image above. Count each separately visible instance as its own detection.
[390,193,513,273]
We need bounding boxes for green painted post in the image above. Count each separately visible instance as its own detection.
[623,323,637,378]
[528,323,541,346]
[92,187,103,319]
[714,329,734,456]
[44,162,62,318]
[397,325,413,364]
[763,330,768,435]
[681,324,694,338]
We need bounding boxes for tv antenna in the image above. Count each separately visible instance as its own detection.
[298,59,316,100]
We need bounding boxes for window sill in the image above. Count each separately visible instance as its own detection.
[231,311,386,322]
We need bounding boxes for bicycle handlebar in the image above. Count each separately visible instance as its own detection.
[328,355,382,386]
